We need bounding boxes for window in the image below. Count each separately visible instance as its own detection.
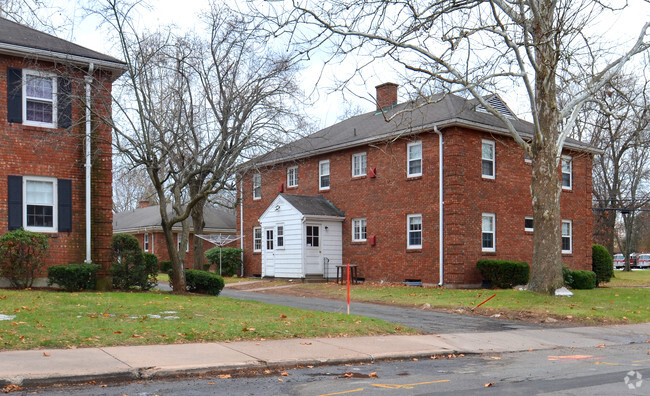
[562,156,572,190]
[23,70,57,128]
[177,234,189,252]
[266,229,274,250]
[524,217,534,232]
[287,166,298,188]
[24,177,57,232]
[524,151,532,163]
[407,214,422,249]
[306,225,319,247]
[352,152,367,177]
[252,173,261,200]
[352,218,367,242]
[562,220,572,253]
[482,213,495,252]
[407,141,422,177]
[144,233,150,252]
[319,160,330,190]
[482,140,495,179]
[276,226,284,248]
[253,227,262,252]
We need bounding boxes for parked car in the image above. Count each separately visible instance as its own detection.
[636,253,650,269]
[613,253,625,269]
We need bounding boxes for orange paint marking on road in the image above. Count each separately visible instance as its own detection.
[547,355,602,361]
[372,379,451,389]
[317,388,364,396]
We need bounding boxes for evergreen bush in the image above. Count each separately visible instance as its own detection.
[0,228,49,288]
[592,244,613,286]
[205,247,242,277]
[185,269,225,296]
[47,263,100,291]
[476,259,530,289]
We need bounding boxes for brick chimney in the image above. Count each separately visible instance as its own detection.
[375,82,398,110]
[138,200,150,208]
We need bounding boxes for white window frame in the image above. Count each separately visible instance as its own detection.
[482,213,496,252]
[144,233,150,252]
[407,214,423,249]
[319,160,330,190]
[352,218,367,242]
[524,216,534,232]
[287,166,298,188]
[23,176,57,233]
[253,226,262,252]
[352,152,367,177]
[562,220,572,254]
[252,173,261,200]
[561,156,572,190]
[276,225,284,249]
[177,234,189,253]
[23,69,57,128]
[407,141,422,177]
[482,140,495,179]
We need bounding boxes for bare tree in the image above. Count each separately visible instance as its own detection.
[112,164,157,213]
[92,0,302,291]
[0,0,69,34]
[575,71,650,270]
[259,0,650,293]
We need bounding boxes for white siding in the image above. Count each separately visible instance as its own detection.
[321,220,342,279]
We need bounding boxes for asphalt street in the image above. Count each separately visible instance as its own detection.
[220,288,550,333]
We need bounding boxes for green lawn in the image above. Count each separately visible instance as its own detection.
[0,290,415,351]
[605,270,650,287]
[290,282,650,324]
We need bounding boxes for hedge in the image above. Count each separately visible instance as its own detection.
[563,266,597,290]
[47,263,100,291]
[185,270,225,296]
[477,259,530,289]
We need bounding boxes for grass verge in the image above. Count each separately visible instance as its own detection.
[605,270,650,287]
[0,290,415,351]
[290,282,650,324]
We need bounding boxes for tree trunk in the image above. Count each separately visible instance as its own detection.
[160,205,186,292]
[189,179,206,270]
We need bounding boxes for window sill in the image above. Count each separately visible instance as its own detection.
[406,175,422,181]
[562,252,572,256]
[481,250,497,255]
[286,185,298,190]
[319,188,330,192]
[562,187,573,193]
[351,175,367,180]
[253,251,262,255]
[406,248,422,253]
[481,176,495,182]
[351,241,367,245]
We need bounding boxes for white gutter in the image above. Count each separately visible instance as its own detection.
[84,63,94,264]
[239,177,245,277]
[433,125,444,286]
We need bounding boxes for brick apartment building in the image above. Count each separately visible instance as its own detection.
[238,83,596,287]
[0,18,125,276]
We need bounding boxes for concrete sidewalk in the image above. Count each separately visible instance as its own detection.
[1,323,648,388]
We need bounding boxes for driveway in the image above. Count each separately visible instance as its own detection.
[220,288,551,334]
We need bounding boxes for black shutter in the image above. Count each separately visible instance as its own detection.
[58,179,72,232]
[7,67,22,123]
[57,77,72,128]
[7,175,23,230]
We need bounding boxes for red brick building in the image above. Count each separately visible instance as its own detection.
[238,83,596,287]
[0,18,125,278]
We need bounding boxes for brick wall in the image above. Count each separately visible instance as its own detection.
[0,56,115,273]
[239,126,593,286]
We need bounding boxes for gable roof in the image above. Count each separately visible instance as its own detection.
[280,194,345,218]
[0,17,126,78]
[252,93,598,167]
[113,204,236,234]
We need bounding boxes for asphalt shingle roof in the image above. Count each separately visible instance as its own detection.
[281,194,345,218]
[113,204,236,233]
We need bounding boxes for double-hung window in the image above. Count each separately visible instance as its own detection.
[177,234,189,252]
[524,217,534,232]
[306,225,320,247]
[562,220,572,253]
[253,227,262,252]
[561,156,572,190]
[407,214,422,249]
[276,226,284,248]
[482,213,496,252]
[407,141,422,177]
[23,71,57,128]
[287,166,298,188]
[319,160,330,190]
[352,218,367,242]
[352,153,367,177]
[252,173,261,199]
[24,176,57,232]
[144,233,150,252]
[482,140,495,179]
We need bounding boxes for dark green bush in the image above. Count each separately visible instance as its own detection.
[138,252,159,291]
[592,244,613,286]
[562,265,573,287]
[111,233,146,290]
[47,263,100,291]
[205,247,242,277]
[565,269,597,290]
[477,259,530,289]
[0,228,49,288]
[185,269,225,296]
[159,260,172,273]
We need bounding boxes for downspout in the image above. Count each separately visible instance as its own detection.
[84,63,94,264]
[433,125,444,286]
[239,176,245,277]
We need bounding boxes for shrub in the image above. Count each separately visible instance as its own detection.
[0,228,49,288]
[477,259,530,289]
[205,247,242,277]
[110,233,145,290]
[185,269,225,296]
[138,252,160,291]
[592,244,613,286]
[47,263,100,291]
[159,260,172,273]
[565,269,597,290]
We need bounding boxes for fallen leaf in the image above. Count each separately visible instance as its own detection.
[264,370,271,374]
[43,352,50,357]
[413,358,418,361]
[307,365,314,368]
[280,314,287,319]
[485,383,494,388]
[113,331,122,334]
[300,342,312,345]
[278,379,283,383]
[218,374,231,379]
[281,372,289,377]
[131,334,143,338]
[343,373,353,378]
[490,356,501,360]
[208,382,215,385]
[595,344,605,348]
[369,372,378,378]
[2,384,23,393]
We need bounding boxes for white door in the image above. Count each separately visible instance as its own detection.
[304,224,323,275]
[263,227,275,277]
